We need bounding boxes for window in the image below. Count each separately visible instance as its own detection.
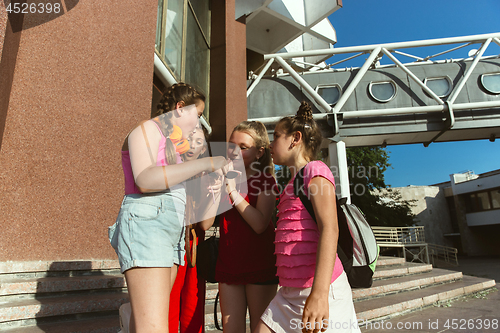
[423,76,452,97]
[463,187,500,213]
[368,81,396,103]
[480,73,500,94]
[155,0,211,117]
[160,0,184,78]
[316,84,341,106]
[491,189,500,209]
[477,192,491,210]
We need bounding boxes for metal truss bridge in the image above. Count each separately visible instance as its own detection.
[247,32,500,148]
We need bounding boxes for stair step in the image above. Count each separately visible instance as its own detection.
[375,256,406,267]
[0,291,128,323]
[0,275,126,296]
[0,261,120,275]
[0,314,120,332]
[354,275,496,323]
[374,262,432,280]
[353,268,462,301]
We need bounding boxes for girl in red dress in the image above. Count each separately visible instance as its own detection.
[216,121,278,333]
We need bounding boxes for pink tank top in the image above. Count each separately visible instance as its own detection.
[121,121,182,195]
[275,160,344,288]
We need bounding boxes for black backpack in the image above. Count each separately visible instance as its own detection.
[294,166,379,288]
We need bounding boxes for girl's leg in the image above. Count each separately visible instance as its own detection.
[253,320,274,333]
[125,267,177,333]
[219,283,247,333]
[245,284,278,332]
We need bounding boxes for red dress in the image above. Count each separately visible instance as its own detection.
[215,172,277,284]
[169,228,205,333]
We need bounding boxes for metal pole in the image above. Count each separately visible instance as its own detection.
[382,48,444,104]
[448,38,492,104]
[332,47,382,115]
[341,100,500,119]
[246,58,275,97]
[423,43,471,61]
[248,113,330,125]
[249,100,500,124]
[327,52,366,67]
[264,32,500,60]
[329,141,350,203]
[274,56,331,113]
[393,50,424,61]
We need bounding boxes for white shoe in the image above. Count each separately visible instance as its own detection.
[119,302,132,333]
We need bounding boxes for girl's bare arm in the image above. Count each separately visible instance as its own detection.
[302,176,338,332]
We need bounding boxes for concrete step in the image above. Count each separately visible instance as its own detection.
[354,274,496,323]
[0,275,126,296]
[0,291,128,323]
[0,261,120,276]
[353,268,462,301]
[373,262,432,280]
[375,256,405,267]
[0,314,120,332]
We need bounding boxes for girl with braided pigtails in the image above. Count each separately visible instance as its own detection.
[255,102,360,333]
[108,83,227,333]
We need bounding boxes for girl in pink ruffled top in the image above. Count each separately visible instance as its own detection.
[255,102,360,333]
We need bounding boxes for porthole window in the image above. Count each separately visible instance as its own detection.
[480,73,500,94]
[316,84,342,106]
[369,81,396,103]
[423,76,452,97]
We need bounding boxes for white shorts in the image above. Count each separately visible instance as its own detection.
[261,271,361,333]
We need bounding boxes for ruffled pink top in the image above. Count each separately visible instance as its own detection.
[121,121,182,195]
[275,160,344,288]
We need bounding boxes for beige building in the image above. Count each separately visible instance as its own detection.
[383,170,500,256]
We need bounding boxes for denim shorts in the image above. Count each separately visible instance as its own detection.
[108,191,186,273]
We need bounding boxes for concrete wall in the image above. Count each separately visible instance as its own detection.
[387,186,454,247]
[0,1,158,260]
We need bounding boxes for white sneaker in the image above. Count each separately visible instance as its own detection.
[119,302,132,333]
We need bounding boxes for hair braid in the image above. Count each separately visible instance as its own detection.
[154,82,206,165]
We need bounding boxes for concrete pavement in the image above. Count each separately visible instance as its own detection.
[361,256,500,333]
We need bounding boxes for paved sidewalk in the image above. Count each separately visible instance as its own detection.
[362,256,500,333]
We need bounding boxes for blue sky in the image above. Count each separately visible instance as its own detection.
[327,0,500,187]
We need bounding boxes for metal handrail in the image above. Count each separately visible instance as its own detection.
[428,243,459,266]
[372,226,426,245]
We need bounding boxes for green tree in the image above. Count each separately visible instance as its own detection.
[346,147,416,227]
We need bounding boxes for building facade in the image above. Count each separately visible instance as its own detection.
[389,170,500,256]
[0,0,340,261]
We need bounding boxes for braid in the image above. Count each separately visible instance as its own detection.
[155,82,206,118]
[296,101,313,123]
[153,82,206,165]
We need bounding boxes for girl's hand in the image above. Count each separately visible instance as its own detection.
[208,175,223,195]
[302,291,329,333]
[222,160,237,192]
[207,156,227,172]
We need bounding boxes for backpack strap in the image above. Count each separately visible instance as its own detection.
[293,166,350,264]
[293,165,316,223]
